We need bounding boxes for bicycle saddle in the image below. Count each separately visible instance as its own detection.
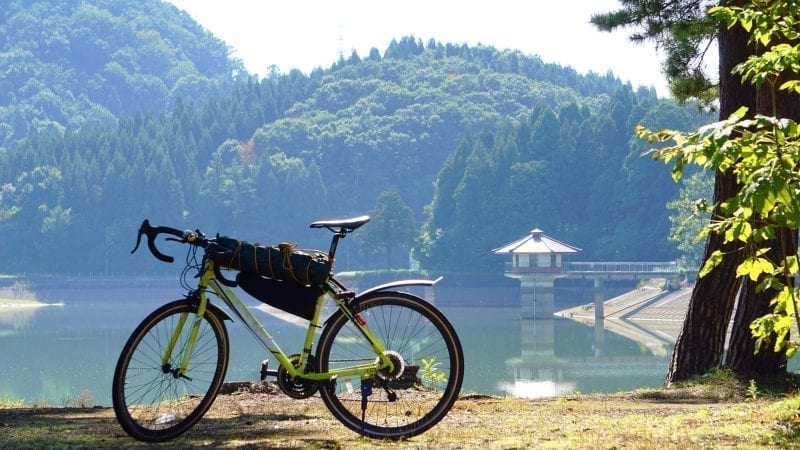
[310,215,370,232]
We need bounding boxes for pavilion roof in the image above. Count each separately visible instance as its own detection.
[493,229,581,255]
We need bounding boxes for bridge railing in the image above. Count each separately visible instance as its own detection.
[564,261,678,274]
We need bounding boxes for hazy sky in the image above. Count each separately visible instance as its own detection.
[167,0,669,97]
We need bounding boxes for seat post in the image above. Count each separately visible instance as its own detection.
[328,228,347,260]
[310,216,369,259]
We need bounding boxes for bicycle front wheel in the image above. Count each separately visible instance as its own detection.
[317,291,464,439]
[112,300,229,442]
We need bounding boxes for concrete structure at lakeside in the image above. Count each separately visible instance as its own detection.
[493,228,581,320]
[494,228,688,398]
[494,228,679,320]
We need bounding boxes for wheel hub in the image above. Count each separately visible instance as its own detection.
[376,350,405,380]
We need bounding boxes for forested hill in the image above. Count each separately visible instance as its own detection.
[0,0,240,148]
[0,1,709,274]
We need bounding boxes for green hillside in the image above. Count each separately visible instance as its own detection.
[0,2,709,274]
[0,0,240,147]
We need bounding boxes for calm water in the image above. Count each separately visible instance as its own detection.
[0,277,672,406]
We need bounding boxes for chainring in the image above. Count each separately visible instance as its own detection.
[277,354,318,399]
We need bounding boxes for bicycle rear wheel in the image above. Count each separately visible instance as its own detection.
[112,299,229,442]
[316,291,464,439]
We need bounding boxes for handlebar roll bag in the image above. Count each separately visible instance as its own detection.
[236,272,321,320]
[214,236,332,287]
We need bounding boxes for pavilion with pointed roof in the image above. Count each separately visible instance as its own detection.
[494,228,581,274]
[493,228,581,320]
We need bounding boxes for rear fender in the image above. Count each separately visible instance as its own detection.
[356,276,442,299]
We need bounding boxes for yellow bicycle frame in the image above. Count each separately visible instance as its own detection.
[162,258,394,381]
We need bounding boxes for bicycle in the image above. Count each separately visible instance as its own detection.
[112,216,464,442]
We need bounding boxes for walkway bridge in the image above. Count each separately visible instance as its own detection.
[564,261,679,279]
[502,260,680,320]
[504,261,679,279]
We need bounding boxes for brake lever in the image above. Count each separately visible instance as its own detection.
[131,219,150,255]
[131,231,144,255]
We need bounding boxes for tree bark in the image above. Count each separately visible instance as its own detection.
[666,174,744,383]
[727,278,787,374]
[728,225,797,375]
[666,11,756,384]
[726,68,800,375]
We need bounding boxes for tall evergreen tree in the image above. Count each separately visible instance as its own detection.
[594,0,795,382]
[358,191,415,270]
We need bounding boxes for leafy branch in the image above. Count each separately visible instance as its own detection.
[420,357,448,384]
[638,1,800,358]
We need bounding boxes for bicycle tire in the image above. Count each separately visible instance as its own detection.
[316,291,464,439]
[112,299,229,442]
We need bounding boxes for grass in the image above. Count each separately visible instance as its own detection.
[0,395,25,408]
[2,372,800,448]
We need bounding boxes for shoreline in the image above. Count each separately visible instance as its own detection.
[0,298,45,308]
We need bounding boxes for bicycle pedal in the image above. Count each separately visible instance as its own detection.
[260,360,277,381]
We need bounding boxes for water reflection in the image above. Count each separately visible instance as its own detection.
[0,281,65,333]
[501,318,576,398]
[498,288,686,399]
[0,304,45,332]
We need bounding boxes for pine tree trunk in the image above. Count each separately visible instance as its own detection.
[665,14,755,384]
[726,278,787,374]
[666,174,743,383]
[724,33,800,376]
[727,227,796,375]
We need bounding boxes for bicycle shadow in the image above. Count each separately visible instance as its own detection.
[2,380,380,448]
[169,411,352,448]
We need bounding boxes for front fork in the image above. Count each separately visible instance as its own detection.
[161,258,220,381]
[161,279,214,379]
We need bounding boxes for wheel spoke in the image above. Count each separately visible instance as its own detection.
[317,293,463,439]
[112,301,229,442]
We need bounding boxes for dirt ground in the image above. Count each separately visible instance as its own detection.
[1,383,798,449]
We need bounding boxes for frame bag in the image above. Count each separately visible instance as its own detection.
[214,236,332,287]
[235,272,321,320]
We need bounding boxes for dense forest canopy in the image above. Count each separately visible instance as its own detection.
[0,0,709,275]
[0,0,240,147]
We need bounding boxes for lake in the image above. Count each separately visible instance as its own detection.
[0,276,673,406]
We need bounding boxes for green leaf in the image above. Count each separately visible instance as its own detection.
[737,257,775,282]
[699,250,724,278]
[785,256,800,275]
[780,80,800,94]
[740,17,753,32]
[736,258,753,279]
